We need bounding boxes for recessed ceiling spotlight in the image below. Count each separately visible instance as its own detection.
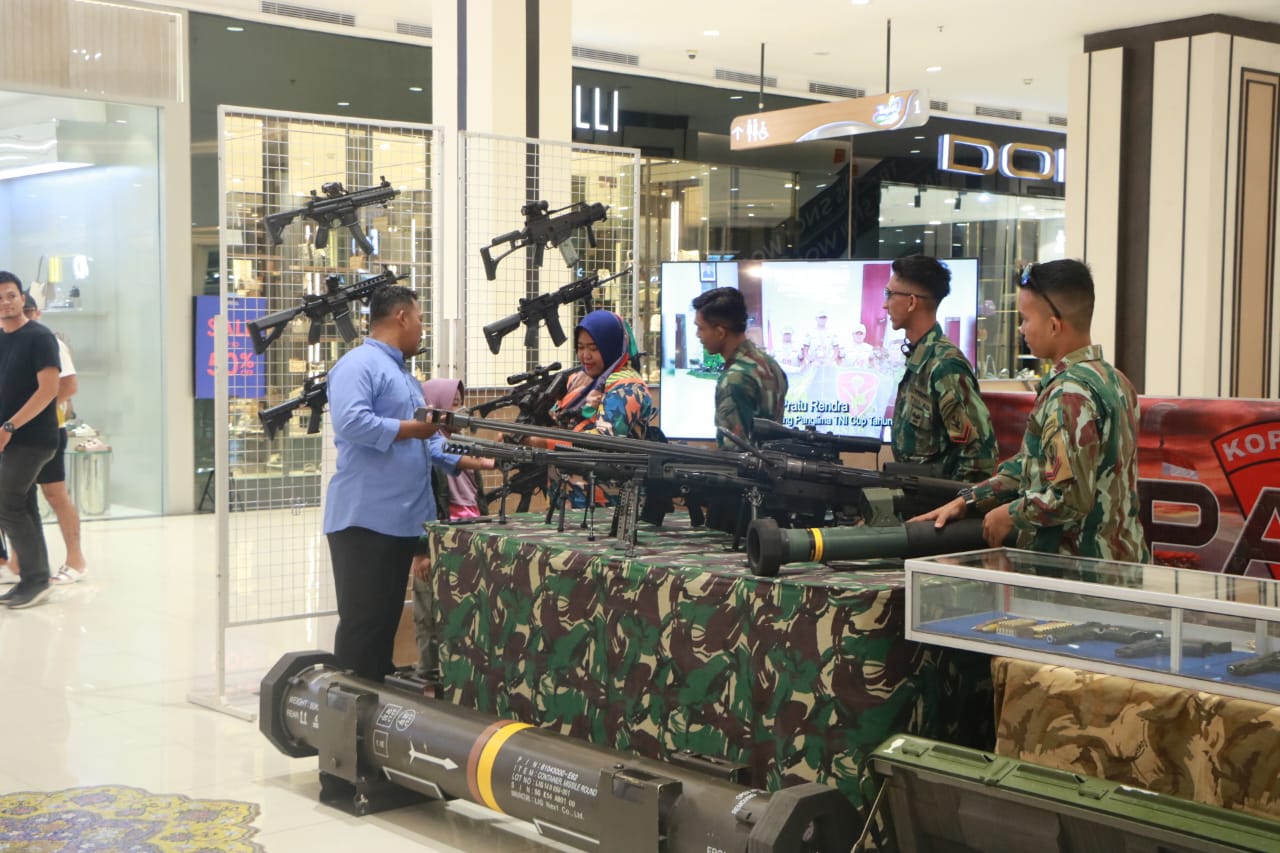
[337,101,350,107]
[729,95,744,100]
[408,86,423,92]
[926,65,942,73]
[928,220,942,225]
[913,135,925,140]
[226,26,244,32]
[909,149,920,154]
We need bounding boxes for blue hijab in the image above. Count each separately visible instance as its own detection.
[558,310,635,416]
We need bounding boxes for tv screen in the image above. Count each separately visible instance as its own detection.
[659,258,979,441]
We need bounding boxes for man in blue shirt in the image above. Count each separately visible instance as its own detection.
[323,285,484,680]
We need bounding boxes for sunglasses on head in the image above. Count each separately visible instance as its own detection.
[1019,264,1062,319]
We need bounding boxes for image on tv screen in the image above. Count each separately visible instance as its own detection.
[659,258,979,441]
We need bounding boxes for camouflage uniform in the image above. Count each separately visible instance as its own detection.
[969,345,1149,563]
[714,339,788,448]
[892,323,997,482]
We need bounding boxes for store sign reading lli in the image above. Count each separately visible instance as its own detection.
[938,134,1065,183]
[574,85,619,133]
[730,89,927,150]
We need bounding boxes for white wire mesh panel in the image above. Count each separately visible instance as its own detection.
[461,133,640,393]
[219,107,439,627]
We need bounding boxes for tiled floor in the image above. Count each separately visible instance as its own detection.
[0,513,572,852]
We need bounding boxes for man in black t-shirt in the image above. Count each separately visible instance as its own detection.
[0,271,61,609]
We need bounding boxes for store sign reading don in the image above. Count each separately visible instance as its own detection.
[730,89,927,150]
[938,134,1065,183]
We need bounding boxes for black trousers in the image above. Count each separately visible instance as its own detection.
[327,526,418,681]
[0,443,57,586]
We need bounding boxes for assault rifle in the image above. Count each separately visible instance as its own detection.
[247,268,404,354]
[481,200,608,280]
[1227,650,1280,676]
[263,177,399,255]
[483,268,630,354]
[260,374,328,440]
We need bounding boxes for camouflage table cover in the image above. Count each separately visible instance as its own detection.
[992,656,1280,818]
[424,513,991,808]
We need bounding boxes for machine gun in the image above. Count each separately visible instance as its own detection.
[1227,650,1280,676]
[247,268,404,354]
[481,200,608,280]
[752,418,883,462]
[260,651,856,851]
[483,268,630,354]
[259,374,328,440]
[263,177,399,255]
[423,409,969,547]
[447,436,651,537]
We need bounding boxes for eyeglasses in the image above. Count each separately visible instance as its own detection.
[1019,264,1062,319]
[884,288,931,301]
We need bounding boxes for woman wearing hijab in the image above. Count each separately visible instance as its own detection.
[541,310,655,509]
[550,309,654,438]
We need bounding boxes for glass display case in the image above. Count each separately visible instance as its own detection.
[905,548,1280,705]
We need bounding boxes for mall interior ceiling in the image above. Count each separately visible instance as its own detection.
[172,0,1280,119]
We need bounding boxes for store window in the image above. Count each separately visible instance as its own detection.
[878,183,1066,380]
[0,91,163,515]
[636,158,799,382]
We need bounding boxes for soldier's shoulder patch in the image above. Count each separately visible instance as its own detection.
[1042,411,1075,485]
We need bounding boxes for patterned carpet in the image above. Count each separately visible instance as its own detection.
[0,785,263,852]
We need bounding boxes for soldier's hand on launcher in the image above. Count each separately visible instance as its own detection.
[910,496,966,527]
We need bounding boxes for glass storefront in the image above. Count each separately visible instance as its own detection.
[879,182,1066,378]
[0,91,164,514]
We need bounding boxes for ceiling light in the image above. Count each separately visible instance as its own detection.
[815,183,827,188]
[729,95,744,100]
[923,230,934,234]
[928,220,941,225]
[408,86,423,93]
[926,65,942,73]
[703,29,720,37]
[979,193,992,202]
[337,101,350,107]
[913,135,925,140]
[851,0,871,5]
[226,26,244,32]
[909,149,920,154]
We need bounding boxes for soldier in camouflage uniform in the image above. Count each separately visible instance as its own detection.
[916,259,1150,564]
[884,255,997,482]
[691,287,788,448]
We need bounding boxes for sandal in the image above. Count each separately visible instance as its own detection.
[50,565,86,584]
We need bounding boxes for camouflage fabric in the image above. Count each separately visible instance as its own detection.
[423,513,991,808]
[892,323,997,482]
[972,345,1150,563]
[715,339,789,447]
[992,656,1280,818]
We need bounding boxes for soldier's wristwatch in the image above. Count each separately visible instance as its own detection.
[957,487,977,509]
[1,421,14,433]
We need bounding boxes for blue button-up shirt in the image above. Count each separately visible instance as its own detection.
[322,338,459,537]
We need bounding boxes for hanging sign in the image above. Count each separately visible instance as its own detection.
[730,89,927,150]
